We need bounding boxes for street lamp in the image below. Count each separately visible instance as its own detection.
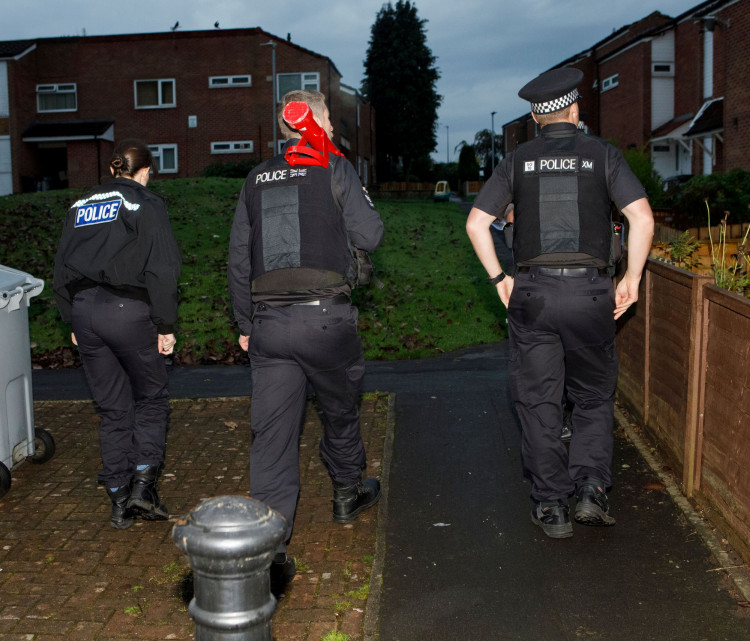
[260,40,277,156]
[445,124,449,163]
[491,111,497,172]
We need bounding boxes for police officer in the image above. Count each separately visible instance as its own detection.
[54,139,181,529]
[466,68,654,539]
[228,90,384,594]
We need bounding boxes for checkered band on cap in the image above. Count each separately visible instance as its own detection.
[531,88,580,114]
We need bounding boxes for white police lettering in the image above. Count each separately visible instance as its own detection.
[255,169,288,184]
[581,159,595,171]
[540,157,577,171]
[524,161,535,172]
[74,199,122,227]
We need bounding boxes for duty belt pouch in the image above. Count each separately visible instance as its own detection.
[503,222,514,249]
[353,247,384,289]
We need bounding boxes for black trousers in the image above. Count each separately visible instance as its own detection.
[248,300,366,552]
[507,268,618,503]
[71,287,169,488]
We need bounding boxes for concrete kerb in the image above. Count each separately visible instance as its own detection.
[615,405,750,603]
[363,393,396,641]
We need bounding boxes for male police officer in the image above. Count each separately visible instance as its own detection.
[228,90,384,592]
[466,68,654,539]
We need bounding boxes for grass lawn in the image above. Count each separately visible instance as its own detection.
[0,178,506,367]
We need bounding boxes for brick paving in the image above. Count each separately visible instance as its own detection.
[0,393,391,641]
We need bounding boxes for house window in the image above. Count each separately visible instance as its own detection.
[135,79,176,108]
[37,84,77,112]
[209,75,252,88]
[601,74,619,93]
[148,144,178,173]
[211,141,254,154]
[652,63,674,77]
[276,72,320,101]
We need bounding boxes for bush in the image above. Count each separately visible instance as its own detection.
[203,160,255,178]
[671,169,750,226]
[622,147,665,207]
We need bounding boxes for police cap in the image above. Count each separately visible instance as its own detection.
[518,68,583,114]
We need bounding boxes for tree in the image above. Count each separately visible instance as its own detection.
[362,1,442,181]
[473,128,503,178]
[455,142,480,182]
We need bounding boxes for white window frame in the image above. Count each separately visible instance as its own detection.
[211,140,254,154]
[652,62,674,77]
[134,79,176,109]
[36,83,77,113]
[209,75,252,88]
[148,144,178,174]
[276,72,320,102]
[601,74,619,93]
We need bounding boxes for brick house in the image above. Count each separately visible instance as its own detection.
[0,28,375,195]
[502,0,749,181]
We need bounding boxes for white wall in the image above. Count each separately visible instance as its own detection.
[0,61,12,196]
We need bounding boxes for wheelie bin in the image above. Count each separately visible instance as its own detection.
[0,264,55,498]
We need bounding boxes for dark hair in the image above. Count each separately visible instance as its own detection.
[110,139,153,177]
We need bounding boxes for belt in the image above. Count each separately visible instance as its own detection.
[291,293,350,306]
[516,266,608,277]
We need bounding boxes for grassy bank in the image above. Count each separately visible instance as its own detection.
[0,178,506,367]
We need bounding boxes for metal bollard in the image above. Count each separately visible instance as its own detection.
[173,495,286,641]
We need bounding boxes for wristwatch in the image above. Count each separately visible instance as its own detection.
[488,273,506,286]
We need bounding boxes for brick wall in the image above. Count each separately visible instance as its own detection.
[66,139,113,187]
[719,2,750,171]
[599,42,651,149]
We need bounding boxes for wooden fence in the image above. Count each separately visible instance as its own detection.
[616,258,750,563]
[654,220,750,243]
[370,182,434,199]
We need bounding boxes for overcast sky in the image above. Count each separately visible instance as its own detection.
[2,0,699,162]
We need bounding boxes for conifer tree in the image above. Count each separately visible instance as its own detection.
[362,1,442,181]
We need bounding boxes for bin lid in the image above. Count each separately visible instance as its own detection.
[0,264,45,312]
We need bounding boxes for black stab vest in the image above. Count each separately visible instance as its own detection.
[247,153,354,291]
[512,126,612,264]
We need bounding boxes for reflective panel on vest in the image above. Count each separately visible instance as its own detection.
[262,185,301,271]
[539,176,579,253]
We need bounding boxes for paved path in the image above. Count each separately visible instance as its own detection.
[27,345,750,640]
[1,394,388,641]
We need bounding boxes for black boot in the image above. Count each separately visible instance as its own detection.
[106,485,134,530]
[574,478,615,526]
[127,465,169,520]
[270,553,296,598]
[332,478,381,523]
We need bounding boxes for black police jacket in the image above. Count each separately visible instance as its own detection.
[53,177,182,333]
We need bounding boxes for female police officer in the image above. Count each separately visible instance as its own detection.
[54,139,181,529]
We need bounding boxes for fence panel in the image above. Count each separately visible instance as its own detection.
[696,285,750,561]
